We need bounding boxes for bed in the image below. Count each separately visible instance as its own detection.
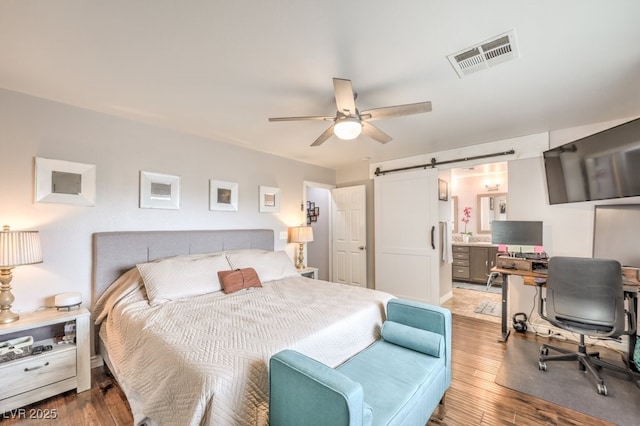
[91,229,394,425]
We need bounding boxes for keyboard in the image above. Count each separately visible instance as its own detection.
[520,253,545,260]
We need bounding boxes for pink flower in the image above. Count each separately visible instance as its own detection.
[461,207,472,234]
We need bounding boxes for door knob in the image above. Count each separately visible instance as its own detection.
[359,246,366,250]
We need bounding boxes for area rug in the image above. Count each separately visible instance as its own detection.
[454,281,501,294]
[473,299,501,317]
[495,337,640,425]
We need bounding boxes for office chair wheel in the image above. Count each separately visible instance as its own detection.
[539,346,548,356]
[597,384,608,396]
[538,361,547,371]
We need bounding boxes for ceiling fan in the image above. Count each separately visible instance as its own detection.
[268,78,432,147]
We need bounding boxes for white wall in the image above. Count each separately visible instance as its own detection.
[0,89,335,313]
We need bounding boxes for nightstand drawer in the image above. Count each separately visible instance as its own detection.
[297,267,318,279]
[452,266,470,279]
[0,346,76,400]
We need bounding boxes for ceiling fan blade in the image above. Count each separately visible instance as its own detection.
[310,125,335,147]
[333,78,356,116]
[362,122,392,144]
[269,115,334,122]
[361,101,432,121]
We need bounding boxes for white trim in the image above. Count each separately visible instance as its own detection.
[91,354,104,369]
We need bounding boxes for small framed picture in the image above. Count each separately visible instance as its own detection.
[140,171,180,209]
[210,180,238,211]
[259,186,280,213]
[35,157,96,206]
[438,179,448,201]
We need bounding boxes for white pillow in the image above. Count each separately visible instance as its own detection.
[226,250,299,282]
[137,253,231,306]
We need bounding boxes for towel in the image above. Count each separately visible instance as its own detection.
[442,222,453,264]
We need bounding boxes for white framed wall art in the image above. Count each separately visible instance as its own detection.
[259,186,280,213]
[140,171,180,209]
[210,179,238,211]
[35,157,96,206]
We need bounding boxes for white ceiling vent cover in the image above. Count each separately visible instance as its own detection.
[447,30,519,78]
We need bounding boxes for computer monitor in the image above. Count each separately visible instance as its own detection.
[491,220,543,246]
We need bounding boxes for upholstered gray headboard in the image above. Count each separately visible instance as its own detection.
[91,229,274,306]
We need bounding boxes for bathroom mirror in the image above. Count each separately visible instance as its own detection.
[477,193,507,234]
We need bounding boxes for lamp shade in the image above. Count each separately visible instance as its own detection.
[333,117,362,140]
[289,226,314,243]
[0,227,43,268]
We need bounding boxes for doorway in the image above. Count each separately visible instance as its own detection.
[304,182,332,281]
[304,182,369,287]
[448,161,508,320]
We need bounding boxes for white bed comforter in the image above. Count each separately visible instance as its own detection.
[94,270,394,426]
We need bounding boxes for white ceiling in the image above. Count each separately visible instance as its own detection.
[2,1,640,170]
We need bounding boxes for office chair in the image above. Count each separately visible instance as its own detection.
[537,256,640,396]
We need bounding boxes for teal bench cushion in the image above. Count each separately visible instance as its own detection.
[381,320,444,358]
[337,340,446,426]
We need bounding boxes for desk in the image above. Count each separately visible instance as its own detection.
[492,266,639,371]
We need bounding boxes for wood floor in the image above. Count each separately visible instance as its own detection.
[3,315,614,425]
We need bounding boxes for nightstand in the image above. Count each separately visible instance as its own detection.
[0,308,91,413]
[297,266,319,280]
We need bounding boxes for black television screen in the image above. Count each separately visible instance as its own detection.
[491,220,543,246]
[543,117,640,205]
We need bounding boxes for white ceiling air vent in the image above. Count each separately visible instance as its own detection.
[447,30,519,78]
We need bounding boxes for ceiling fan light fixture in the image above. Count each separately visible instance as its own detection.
[334,117,362,140]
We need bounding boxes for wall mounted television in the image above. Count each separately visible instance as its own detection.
[543,117,640,205]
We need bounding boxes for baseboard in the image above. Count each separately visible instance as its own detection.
[440,291,453,305]
[91,354,104,369]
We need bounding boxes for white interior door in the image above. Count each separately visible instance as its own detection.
[331,185,367,287]
[374,169,440,304]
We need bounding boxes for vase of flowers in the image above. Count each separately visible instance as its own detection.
[461,206,472,243]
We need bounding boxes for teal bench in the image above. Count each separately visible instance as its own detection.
[269,299,452,426]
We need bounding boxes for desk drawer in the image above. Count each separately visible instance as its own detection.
[0,346,76,400]
[452,266,470,279]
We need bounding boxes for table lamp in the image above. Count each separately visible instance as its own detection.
[288,226,314,269]
[0,225,43,324]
